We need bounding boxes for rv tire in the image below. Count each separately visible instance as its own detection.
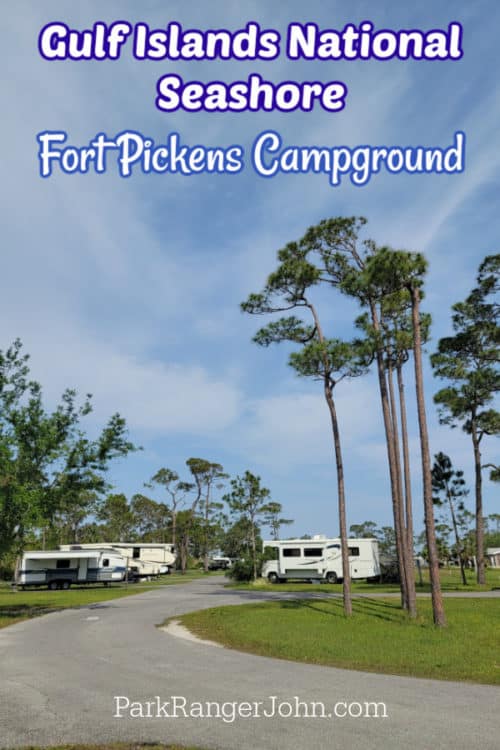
[48,581,59,591]
[326,571,338,584]
[61,581,71,590]
[267,572,279,584]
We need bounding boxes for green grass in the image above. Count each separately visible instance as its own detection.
[0,570,218,629]
[229,566,500,594]
[177,597,500,684]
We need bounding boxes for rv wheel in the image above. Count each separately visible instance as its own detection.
[61,581,71,590]
[326,572,338,584]
[267,572,279,584]
[48,581,59,591]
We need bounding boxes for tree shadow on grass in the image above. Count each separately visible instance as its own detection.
[202,584,410,624]
[278,597,405,623]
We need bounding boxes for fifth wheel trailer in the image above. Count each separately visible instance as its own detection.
[15,549,127,590]
[261,537,380,583]
[60,542,176,578]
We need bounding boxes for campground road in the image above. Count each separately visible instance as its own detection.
[0,577,498,750]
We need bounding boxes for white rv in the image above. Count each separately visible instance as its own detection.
[59,542,176,579]
[207,556,232,570]
[15,549,127,590]
[262,537,380,583]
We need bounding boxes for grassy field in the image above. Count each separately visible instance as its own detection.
[177,596,500,684]
[0,570,218,629]
[229,566,500,594]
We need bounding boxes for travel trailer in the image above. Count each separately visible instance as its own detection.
[207,556,232,570]
[15,549,127,590]
[262,536,380,583]
[59,542,176,579]
[486,547,500,568]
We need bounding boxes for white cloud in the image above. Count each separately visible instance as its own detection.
[238,377,383,469]
[89,353,242,434]
[1,323,243,436]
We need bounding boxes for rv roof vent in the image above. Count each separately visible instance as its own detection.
[312,534,327,540]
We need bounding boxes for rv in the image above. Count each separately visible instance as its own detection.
[15,549,127,590]
[262,537,380,583]
[59,542,176,579]
[207,556,232,571]
[486,548,500,568]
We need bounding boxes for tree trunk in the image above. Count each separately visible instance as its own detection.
[307,300,352,616]
[471,419,485,585]
[180,537,188,573]
[446,483,467,586]
[203,492,210,573]
[369,302,408,610]
[324,382,352,616]
[172,511,177,547]
[410,287,446,626]
[396,363,417,617]
[250,516,257,581]
[387,362,411,611]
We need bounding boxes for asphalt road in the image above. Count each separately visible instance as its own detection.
[0,576,498,750]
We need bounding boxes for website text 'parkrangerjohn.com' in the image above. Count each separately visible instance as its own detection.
[113,695,389,724]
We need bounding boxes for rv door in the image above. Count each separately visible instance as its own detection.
[78,557,88,582]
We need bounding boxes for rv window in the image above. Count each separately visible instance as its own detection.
[133,547,140,559]
[348,547,360,557]
[304,548,323,557]
[283,548,301,557]
[103,558,110,567]
[56,559,71,569]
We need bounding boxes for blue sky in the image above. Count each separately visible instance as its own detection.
[3,1,499,539]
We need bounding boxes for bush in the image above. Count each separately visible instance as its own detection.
[227,558,255,582]
[0,551,17,581]
[380,559,400,583]
[227,550,275,582]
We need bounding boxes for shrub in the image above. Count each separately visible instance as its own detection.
[227,550,275,582]
[0,551,17,581]
[227,558,255,582]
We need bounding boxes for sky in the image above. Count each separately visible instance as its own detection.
[2,1,499,540]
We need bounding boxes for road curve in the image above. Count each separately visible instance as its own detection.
[0,576,498,750]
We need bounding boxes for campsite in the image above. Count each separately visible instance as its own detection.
[2,2,499,750]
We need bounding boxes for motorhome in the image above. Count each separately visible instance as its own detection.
[262,536,380,583]
[15,549,127,590]
[59,542,176,579]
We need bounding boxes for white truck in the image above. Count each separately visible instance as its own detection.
[15,549,127,590]
[59,542,176,579]
[262,536,380,583]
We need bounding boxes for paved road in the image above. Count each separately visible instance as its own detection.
[0,577,498,750]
